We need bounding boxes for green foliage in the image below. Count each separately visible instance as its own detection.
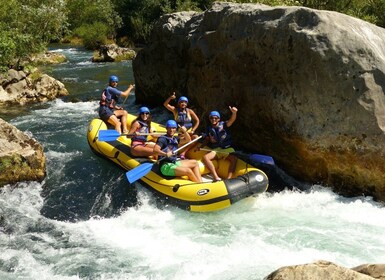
[0,28,16,71]
[66,0,122,40]
[73,22,109,49]
[0,0,67,71]
[112,0,172,44]
[360,0,385,27]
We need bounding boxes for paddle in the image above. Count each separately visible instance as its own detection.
[126,135,203,183]
[200,148,275,166]
[98,130,165,142]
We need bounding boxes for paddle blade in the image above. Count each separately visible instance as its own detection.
[126,162,154,183]
[98,130,121,141]
[249,154,275,166]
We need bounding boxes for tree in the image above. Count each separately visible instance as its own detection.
[0,0,67,70]
[66,0,122,42]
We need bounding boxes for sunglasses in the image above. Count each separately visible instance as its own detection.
[209,116,219,120]
[140,112,150,115]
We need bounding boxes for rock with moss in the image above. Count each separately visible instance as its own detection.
[0,68,68,105]
[29,51,67,65]
[0,118,46,186]
[92,44,136,62]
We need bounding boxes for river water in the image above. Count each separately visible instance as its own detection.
[1,46,384,280]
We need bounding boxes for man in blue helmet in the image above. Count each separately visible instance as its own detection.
[99,75,135,134]
[201,106,238,181]
[153,120,202,183]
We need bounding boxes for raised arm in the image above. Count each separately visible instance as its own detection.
[178,125,191,146]
[226,106,238,127]
[163,92,176,112]
[120,84,135,98]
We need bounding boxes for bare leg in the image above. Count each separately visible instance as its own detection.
[227,154,237,179]
[174,159,202,183]
[114,109,128,133]
[174,166,199,182]
[202,151,221,181]
[107,115,122,134]
[131,143,156,157]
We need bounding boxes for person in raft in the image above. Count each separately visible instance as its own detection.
[128,106,157,158]
[163,92,200,158]
[153,120,202,183]
[98,75,135,134]
[201,107,238,182]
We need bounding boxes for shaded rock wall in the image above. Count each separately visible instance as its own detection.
[133,2,385,201]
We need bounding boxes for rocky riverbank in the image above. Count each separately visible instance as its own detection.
[0,52,68,186]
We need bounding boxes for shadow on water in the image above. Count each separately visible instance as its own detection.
[40,154,139,222]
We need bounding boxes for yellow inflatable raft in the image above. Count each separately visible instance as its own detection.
[87,114,268,212]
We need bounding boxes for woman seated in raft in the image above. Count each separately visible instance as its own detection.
[128,107,157,158]
[200,107,238,182]
[163,93,200,159]
[153,120,202,183]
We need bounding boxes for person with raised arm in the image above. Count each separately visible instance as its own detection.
[163,92,200,158]
[201,106,238,182]
[98,75,134,134]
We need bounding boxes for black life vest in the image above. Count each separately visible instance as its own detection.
[158,135,179,163]
[99,87,117,109]
[207,121,232,148]
[174,108,192,129]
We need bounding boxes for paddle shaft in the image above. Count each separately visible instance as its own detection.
[200,148,275,165]
[200,148,231,154]
[126,135,203,183]
[158,135,203,160]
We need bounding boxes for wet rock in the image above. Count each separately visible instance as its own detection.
[265,260,378,280]
[92,44,136,62]
[0,69,68,105]
[0,118,46,186]
[133,2,385,201]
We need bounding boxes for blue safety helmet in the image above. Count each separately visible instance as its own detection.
[109,75,119,83]
[209,111,220,118]
[139,106,150,114]
[166,120,178,128]
[178,96,188,103]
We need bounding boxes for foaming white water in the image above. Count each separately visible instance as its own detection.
[1,182,384,280]
[60,188,385,279]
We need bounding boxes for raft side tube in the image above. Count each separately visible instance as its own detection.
[225,170,269,204]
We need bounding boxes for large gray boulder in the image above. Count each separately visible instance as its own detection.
[133,2,385,201]
[0,118,46,186]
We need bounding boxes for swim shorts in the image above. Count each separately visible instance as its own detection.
[99,106,114,122]
[160,161,182,176]
[213,147,235,159]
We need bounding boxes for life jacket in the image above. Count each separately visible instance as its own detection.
[174,108,192,129]
[158,135,179,163]
[207,121,232,149]
[132,120,149,142]
[99,87,117,109]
